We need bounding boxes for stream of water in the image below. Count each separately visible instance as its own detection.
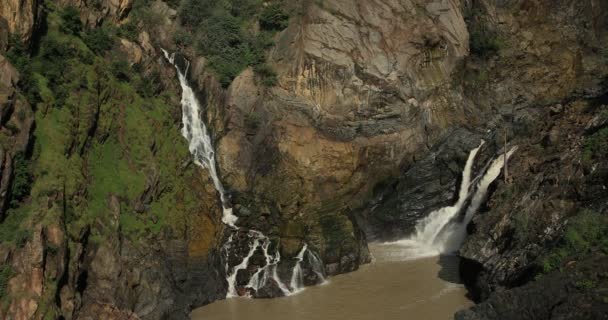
[192,243,472,320]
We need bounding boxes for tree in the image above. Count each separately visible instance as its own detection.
[61,6,83,35]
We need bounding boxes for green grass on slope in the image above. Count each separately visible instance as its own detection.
[2,3,205,244]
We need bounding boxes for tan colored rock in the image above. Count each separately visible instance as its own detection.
[59,0,133,27]
[119,38,143,65]
[0,0,41,44]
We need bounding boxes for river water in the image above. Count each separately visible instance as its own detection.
[192,243,472,320]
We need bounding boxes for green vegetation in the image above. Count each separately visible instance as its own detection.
[259,3,290,31]
[319,213,357,256]
[178,0,289,87]
[254,63,278,87]
[582,127,608,166]
[9,152,32,207]
[469,29,503,57]
[6,35,41,104]
[0,205,32,247]
[541,210,608,273]
[1,3,208,245]
[83,27,113,53]
[465,6,503,58]
[60,6,82,35]
[0,265,14,299]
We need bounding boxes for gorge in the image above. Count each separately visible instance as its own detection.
[0,0,607,320]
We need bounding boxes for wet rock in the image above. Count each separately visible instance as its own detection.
[456,256,608,320]
[457,102,608,317]
[356,128,486,241]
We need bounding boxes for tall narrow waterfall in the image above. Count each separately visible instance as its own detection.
[162,50,324,298]
[389,142,516,258]
[161,49,238,227]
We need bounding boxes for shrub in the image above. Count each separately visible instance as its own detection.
[110,60,131,82]
[259,4,289,31]
[178,0,288,86]
[470,29,502,57]
[6,36,41,105]
[541,210,608,273]
[137,70,162,98]
[179,0,214,27]
[253,63,278,87]
[0,265,14,298]
[10,152,32,207]
[244,112,262,129]
[117,19,139,42]
[61,6,82,35]
[172,29,193,48]
[582,127,608,165]
[83,27,114,53]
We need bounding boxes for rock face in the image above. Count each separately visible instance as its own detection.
[456,256,608,320]
[356,128,487,241]
[59,0,134,27]
[201,0,476,280]
[456,99,608,318]
[0,0,607,319]
[0,0,42,47]
[0,55,34,218]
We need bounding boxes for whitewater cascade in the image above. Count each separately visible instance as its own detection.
[162,50,323,298]
[290,244,308,293]
[389,142,516,258]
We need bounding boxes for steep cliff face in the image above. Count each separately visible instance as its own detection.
[0,0,42,48]
[205,0,476,276]
[456,98,608,319]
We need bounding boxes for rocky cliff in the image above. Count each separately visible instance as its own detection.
[0,0,607,319]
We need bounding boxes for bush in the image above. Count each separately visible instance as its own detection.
[582,127,608,165]
[244,112,262,129]
[172,29,193,48]
[253,63,278,87]
[137,70,162,98]
[10,153,32,207]
[83,27,114,53]
[61,6,82,35]
[6,36,41,105]
[117,19,139,42]
[0,265,14,298]
[110,60,131,82]
[177,0,289,87]
[470,29,502,57]
[259,4,289,31]
[179,0,214,27]
[541,210,608,273]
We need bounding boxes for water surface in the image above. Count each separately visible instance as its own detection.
[192,243,472,320]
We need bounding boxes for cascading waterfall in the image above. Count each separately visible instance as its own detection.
[162,50,324,298]
[307,250,327,284]
[289,244,308,293]
[161,49,238,227]
[389,141,516,258]
[439,147,518,253]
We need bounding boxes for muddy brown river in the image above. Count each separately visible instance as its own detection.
[191,243,472,320]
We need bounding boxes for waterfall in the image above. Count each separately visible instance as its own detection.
[161,49,238,227]
[226,237,261,297]
[388,142,516,258]
[307,249,327,284]
[162,50,323,298]
[439,147,517,253]
[289,244,308,293]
